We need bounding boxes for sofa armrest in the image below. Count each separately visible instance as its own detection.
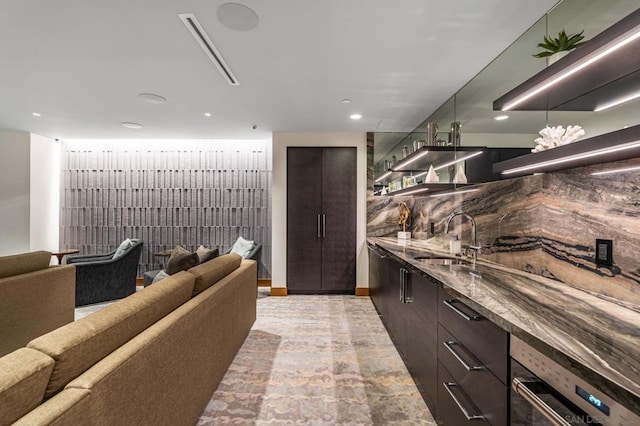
[67,252,116,264]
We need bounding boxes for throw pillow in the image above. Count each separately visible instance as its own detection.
[196,245,219,264]
[230,236,255,259]
[151,270,170,284]
[112,238,134,259]
[166,246,199,275]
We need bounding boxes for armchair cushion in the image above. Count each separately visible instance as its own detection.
[166,246,198,275]
[112,239,134,260]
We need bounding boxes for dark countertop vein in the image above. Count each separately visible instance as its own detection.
[368,237,640,415]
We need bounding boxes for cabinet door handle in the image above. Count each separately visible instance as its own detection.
[442,382,484,421]
[443,299,482,321]
[317,214,321,238]
[404,269,413,303]
[443,341,485,371]
[322,214,326,238]
[399,268,405,302]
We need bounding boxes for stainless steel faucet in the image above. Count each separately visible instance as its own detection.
[444,211,480,268]
[444,211,477,247]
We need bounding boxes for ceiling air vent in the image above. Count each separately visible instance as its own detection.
[179,13,239,86]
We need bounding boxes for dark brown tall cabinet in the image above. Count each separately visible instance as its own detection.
[287,147,356,293]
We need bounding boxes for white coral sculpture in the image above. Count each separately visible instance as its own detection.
[532,125,585,153]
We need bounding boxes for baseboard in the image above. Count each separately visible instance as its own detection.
[270,287,288,296]
[258,279,271,287]
[355,287,370,296]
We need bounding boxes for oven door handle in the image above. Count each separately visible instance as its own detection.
[512,377,572,426]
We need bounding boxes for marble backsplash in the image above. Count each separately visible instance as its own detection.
[367,157,640,308]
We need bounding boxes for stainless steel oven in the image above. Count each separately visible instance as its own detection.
[510,336,638,425]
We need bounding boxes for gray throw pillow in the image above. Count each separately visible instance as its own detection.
[112,238,134,259]
[196,245,219,264]
[151,270,170,284]
[230,236,255,258]
[166,246,199,275]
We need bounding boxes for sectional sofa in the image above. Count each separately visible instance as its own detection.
[0,251,75,357]
[0,252,257,425]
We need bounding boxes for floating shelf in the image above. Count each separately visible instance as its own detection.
[493,8,640,111]
[373,146,487,185]
[493,124,640,177]
[375,183,472,197]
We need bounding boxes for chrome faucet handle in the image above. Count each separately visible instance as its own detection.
[468,245,481,269]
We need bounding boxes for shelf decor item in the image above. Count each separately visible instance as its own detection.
[532,125,585,153]
[398,202,411,240]
[452,164,468,183]
[533,29,586,59]
[426,165,439,183]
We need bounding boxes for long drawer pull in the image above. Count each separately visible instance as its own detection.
[317,214,321,238]
[512,377,571,426]
[442,382,484,421]
[443,341,485,371]
[443,299,482,321]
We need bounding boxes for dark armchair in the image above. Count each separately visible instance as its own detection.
[67,239,143,306]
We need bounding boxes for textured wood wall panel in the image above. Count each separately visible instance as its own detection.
[60,140,272,278]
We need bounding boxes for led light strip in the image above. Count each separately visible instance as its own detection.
[434,151,483,170]
[594,90,640,112]
[393,150,430,170]
[395,187,430,196]
[502,28,640,111]
[374,171,392,183]
[502,140,640,175]
[429,188,479,197]
[591,164,640,175]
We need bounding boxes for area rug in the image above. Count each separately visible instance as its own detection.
[197,291,435,425]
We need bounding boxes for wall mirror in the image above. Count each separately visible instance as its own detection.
[373,0,640,195]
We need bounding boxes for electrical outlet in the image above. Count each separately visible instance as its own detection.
[430,221,435,236]
[595,239,613,267]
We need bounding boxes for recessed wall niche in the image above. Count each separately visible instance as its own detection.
[60,139,272,278]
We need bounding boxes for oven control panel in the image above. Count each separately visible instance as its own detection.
[510,336,638,425]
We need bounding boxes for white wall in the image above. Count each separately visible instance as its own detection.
[30,133,60,251]
[0,130,31,255]
[272,132,368,290]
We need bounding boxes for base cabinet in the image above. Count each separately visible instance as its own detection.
[368,247,510,424]
[437,287,509,425]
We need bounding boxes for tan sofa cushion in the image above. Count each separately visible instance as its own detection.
[27,271,196,399]
[0,348,54,426]
[0,265,75,357]
[12,388,91,426]
[0,251,51,279]
[187,252,242,296]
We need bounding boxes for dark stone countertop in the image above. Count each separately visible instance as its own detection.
[368,236,640,415]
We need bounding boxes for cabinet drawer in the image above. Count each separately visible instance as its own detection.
[438,287,508,384]
[438,325,508,426]
[437,361,491,425]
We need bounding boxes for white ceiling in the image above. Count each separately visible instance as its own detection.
[0,0,558,140]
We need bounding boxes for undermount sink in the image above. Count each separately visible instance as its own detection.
[413,256,469,266]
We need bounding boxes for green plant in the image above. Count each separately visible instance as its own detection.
[533,29,585,57]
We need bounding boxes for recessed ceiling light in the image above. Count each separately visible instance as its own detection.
[138,93,167,104]
[341,99,352,104]
[204,112,212,117]
[494,115,509,121]
[32,112,41,117]
[121,122,143,129]
[350,114,362,120]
